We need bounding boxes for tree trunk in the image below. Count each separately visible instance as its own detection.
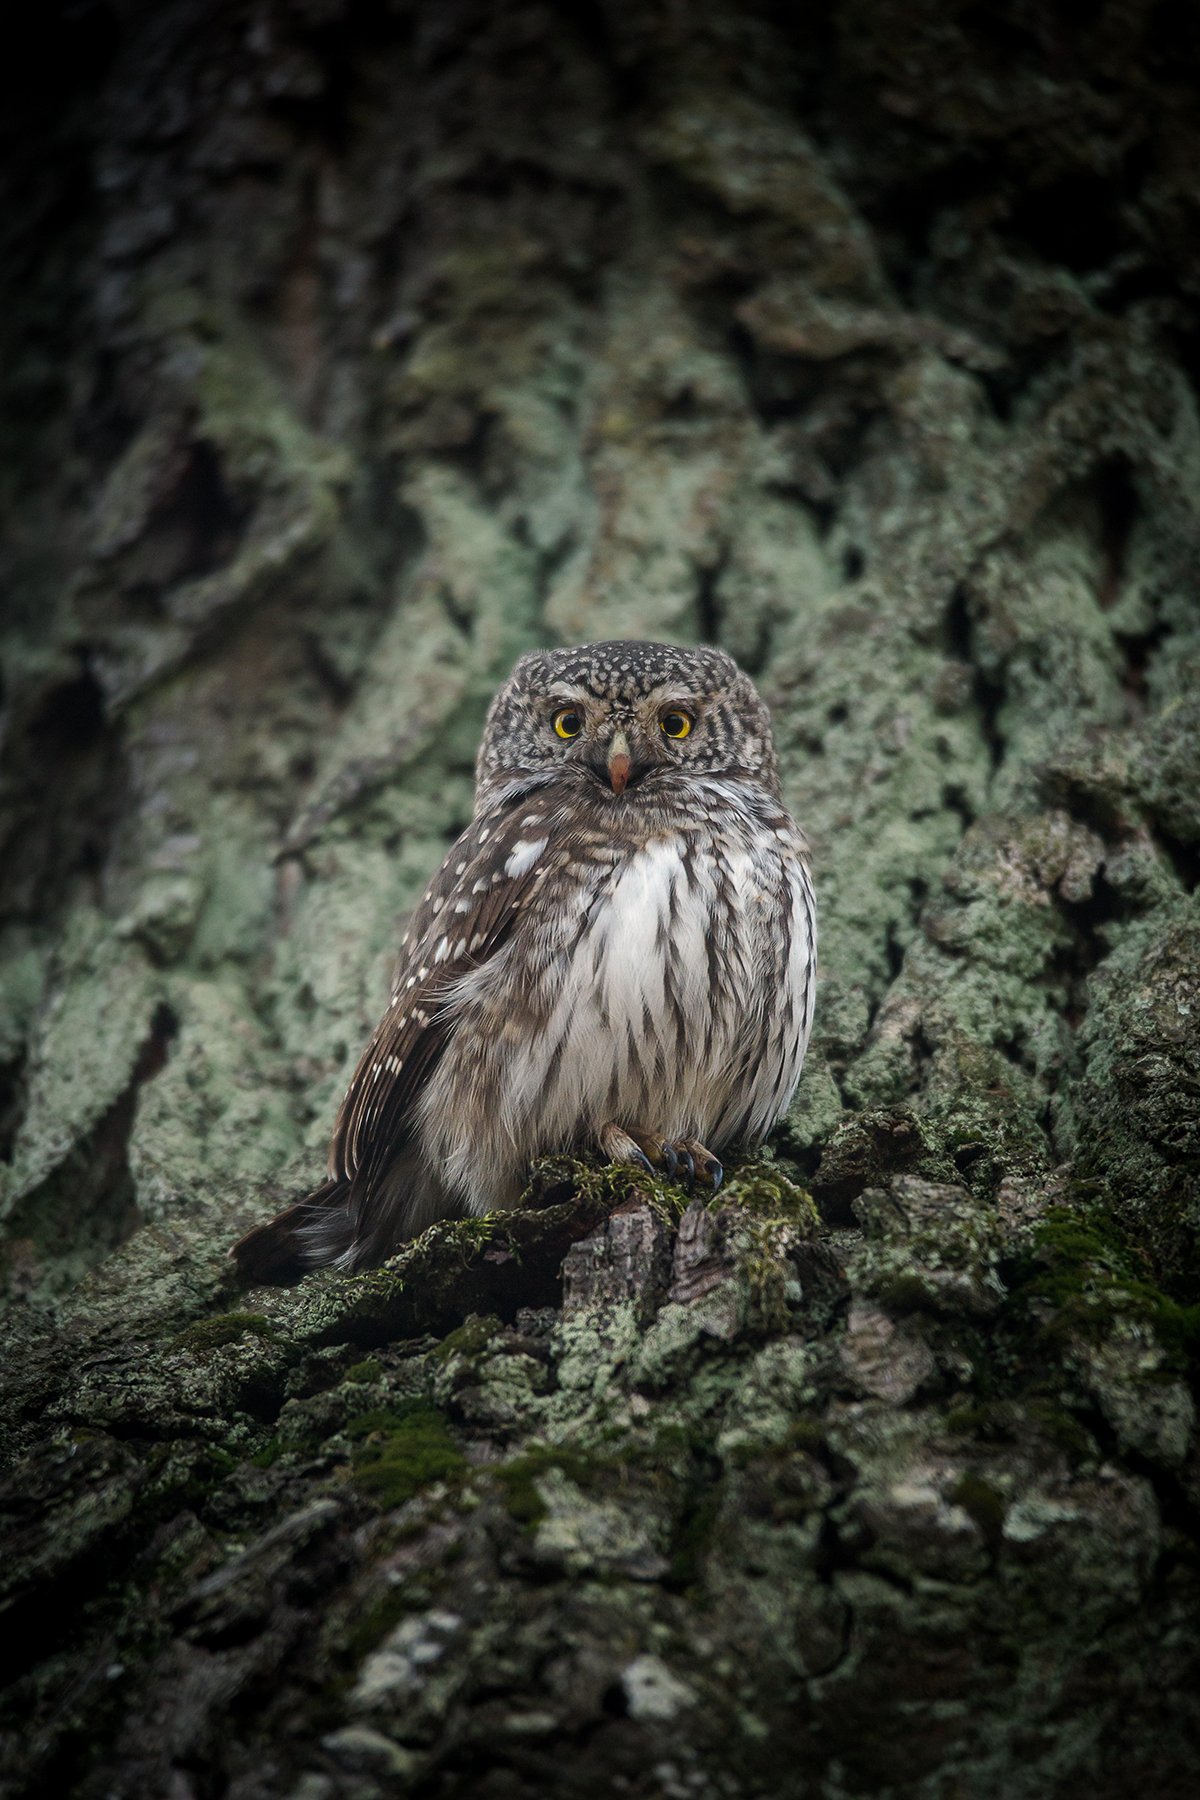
[2,2,1198,1795]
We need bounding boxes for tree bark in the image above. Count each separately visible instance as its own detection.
[2,3,1198,1795]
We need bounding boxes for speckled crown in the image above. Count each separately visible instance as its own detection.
[512,639,742,702]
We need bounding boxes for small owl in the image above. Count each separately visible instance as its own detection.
[234,641,816,1280]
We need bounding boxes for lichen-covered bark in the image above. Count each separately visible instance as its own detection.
[1,3,1198,1795]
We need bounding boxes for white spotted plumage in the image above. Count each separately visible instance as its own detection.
[420,801,814,1220]
[504,836,548,879]
[233,641,817,1281]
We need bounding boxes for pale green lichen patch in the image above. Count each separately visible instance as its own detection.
[847,1177,1009,1319]
[3,3,1200,1792]
[0,914,165,1290]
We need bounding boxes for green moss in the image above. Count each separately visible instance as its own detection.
[783,1416,827,1455]
[945,1400,1006,1438]
[171,1311,278,1353]
[876,1272,942,1314]
[347,1400,466,1508]
[1024,1401,1097,1464]
[1033,1208,1130,1277]
[490,1445,600,1527]
[736,1221,802,1332]
[343,1403,430,1440]
[951,1473,1007,1542]
[494,1465,548,1527]
[1145,1296,1200,1368]
[665,1479,723,1591]
[142,1442,242,1514]
[942,1396,1086,1449]
[344,1358,383,1384]
[714,1159,819,1228]
[1013,1204,1200,1371]
[522,1150,683,1221]
[338,1587,413,1667]
[649,1421,718,1467]
[724,1415,826,1467]
[432,1315,503,1363]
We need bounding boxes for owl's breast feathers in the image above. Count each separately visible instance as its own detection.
[232,773,814,1280]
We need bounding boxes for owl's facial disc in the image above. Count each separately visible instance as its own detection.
[475,641,783,812]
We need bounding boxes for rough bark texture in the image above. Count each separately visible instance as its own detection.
[2,3,1199,1795]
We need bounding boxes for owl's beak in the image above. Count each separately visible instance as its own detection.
[606,729,632,795]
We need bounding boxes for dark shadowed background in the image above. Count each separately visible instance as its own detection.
[1,2,1198,1795]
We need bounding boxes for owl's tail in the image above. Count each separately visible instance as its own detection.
[231,1145,446,1282]
[229,1175,354,1284]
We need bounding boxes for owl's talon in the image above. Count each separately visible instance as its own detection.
[600,1124,722,1196]
[675,1139,722,1190]
[598,1122,659,1180]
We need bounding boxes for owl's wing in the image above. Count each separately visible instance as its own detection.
[231,795,560,1281]
[331,810,556,1192]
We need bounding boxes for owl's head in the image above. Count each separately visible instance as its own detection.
[475,640,781,807]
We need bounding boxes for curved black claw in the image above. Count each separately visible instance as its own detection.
[704,1160,724,1192]
[630,1148,655,1175]
[659,1142,678,1179]
[676,1147,696,1190]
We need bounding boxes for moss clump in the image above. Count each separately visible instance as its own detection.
[724,1415,827,1468]
[1029,1209,1131,1290]
[1147,1296,1200,1369]
[338,1587,414,1667]
[653,1420,717,1459]
[520,1152,687,1227]
[1014,1204,1200,1372]
[432,1314,503,1363]
[782,1415,827,1455]
[946,1398,1094,1466]
[713,1159,820,1228]
[142,1442,242,1514]
[876,1271,943,1314]
[665,1479,723,1591]
[343,1407,422,1440]
[344,1358,383,1384]
[945,1400,1007,1439]
[346,1401,466,1507]
[951,1472,1007,1543]
[490,1445,603,1527]
[171,1311,277,1353]
[1024,1401,1097,1464]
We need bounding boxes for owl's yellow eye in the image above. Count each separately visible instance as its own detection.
[660,710,693,739]
[553,708,583,740]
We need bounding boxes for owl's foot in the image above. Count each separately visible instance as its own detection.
[675,1138,724,1191]
[598,1123,723,1192]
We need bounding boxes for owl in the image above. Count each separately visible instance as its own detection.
[233,641,816,1280]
